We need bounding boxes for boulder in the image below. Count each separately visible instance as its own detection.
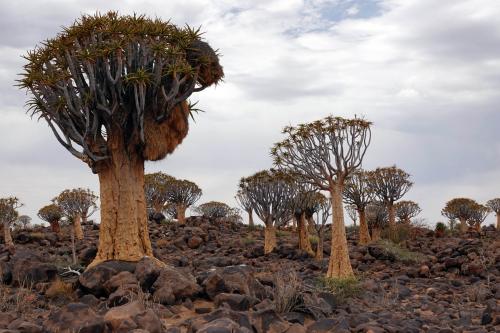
[196,318,242,333]
[135,257,161,290]
[103,271,138,293]
[251,309,290,333]
[79,261,136,297]
[152,266,201,300]
[214,293,258,311]
[43,303,107,333]
[306,317,349,333]
[9,250,57,285]
[187,236,203,249]
[367,245,396,261]
[187,308,253,332]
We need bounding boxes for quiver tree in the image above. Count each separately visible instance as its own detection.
[0,197,22,248]
[310,194,332,260]
[38,204,63,234]
[343,170,373,245]
[468,204,490,231]
[195,201,232,219]
[272,116,372,278]
[235,190,254,227]
[346,205,357,227]
[441,198,478,234]
[14,215,32,230]
[166,179,202,224]
[144,172,175,214]
[292,185,322,256]
[239,170,296,254]
[367,166,412,238]
[394,200,421,224]
[53,188,98,240]
[20,12,224,266]
[485,198,500,229]
[366,203,388,241]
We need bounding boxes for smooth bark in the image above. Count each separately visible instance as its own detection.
[297,213,314,256]
[459,218,467,234]
[326,183,354,278]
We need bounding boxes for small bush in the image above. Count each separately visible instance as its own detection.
[46,279,74,299]
[382,224,411,243]
[160,218,174,225]
[242,236,256,245]
[377,239,425,263]
[276,230,290,238]
[316,276,361,302]
[29,232,45,240]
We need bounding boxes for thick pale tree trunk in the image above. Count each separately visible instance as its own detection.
[315,232,324,261]
[50,219,61,234]
[297,213,314,256]
[177,205,187,224]
[90,138,154,268]
[387,203,396,240]
[3,221,13,248]
[247,209,254,227]
[327,183,354,278]
[371,227,381,241]
[82,214,88,225]
[73,214,84,240]
[264,223,277,254]
[459,218,467,234]
[358,209,371,245]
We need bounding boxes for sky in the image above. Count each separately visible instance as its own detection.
[0,0,499,227]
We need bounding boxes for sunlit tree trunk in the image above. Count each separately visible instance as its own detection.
[297,213,314,256]
[327,183,354,278]
[264,222,277,254]
[90,134,153,268]
[177,205,187,224]
[358,209,371,245]
[73,214,84,240]
[247,209,254,227]
[459,217,467,234]
[3,221,14,248]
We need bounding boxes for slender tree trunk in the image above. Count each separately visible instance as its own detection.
[73,214,84,240]
[315,232,324,261]
[82,214,88,225]
[292,217,297,230]
[70,227,77,265]
[177,205,187,224]
[264,223,277,254]
[297,213,314,256]
[327,183,354,278]
[3,221,14,248]
[459,218,467,234]
[90,138,154,268]
[358,209,371,245]
[247,209,254,227]
[387,203,396,240]
[50,219,61,234]
[474,222,481,232]
[371,227,381,241]
[497,214,500,230]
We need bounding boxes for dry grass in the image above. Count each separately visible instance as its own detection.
[45,279,74,299]
[0,280,36,313]
[316,276,361,302]
[272,270,303,313]
[377,239,426,263]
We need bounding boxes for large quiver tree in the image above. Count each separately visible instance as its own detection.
[195,201,232,219]
[239,170,295,254]
[394,200,421,224]
[166,179,202,224]
[272,116,371,278]
[53,188,98,240]
[38,204,63,234]
[485,198,500,230]
[343,170,372,245]
[235,190,254,227]
[20,12,223,266]
[441,198,478,234]
[0,197,22,248]
[367,166,412,238]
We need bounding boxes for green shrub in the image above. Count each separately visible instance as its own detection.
[308,235,319,245]
[316,276,361,302]
[377,239,425,263]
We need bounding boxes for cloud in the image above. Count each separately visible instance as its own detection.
[0,0,499,227]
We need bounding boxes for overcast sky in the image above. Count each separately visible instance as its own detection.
[1,0,499,227]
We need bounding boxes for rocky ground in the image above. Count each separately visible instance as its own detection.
[0,217,499,333]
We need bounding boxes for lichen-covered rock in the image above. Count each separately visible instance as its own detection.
[43,303,106,333]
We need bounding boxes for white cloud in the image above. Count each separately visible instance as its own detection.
[1,0,499,227]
